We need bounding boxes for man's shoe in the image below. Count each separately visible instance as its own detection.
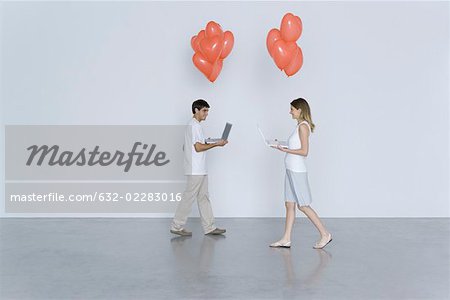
[170,228,192,236]
[205,228,226,235]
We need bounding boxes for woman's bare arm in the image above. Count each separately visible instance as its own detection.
[273,124,309,156]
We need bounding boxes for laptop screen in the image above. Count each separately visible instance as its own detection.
[221,123,232,140]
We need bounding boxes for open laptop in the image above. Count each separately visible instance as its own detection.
[257,125,288,148]
[205,122,232,144]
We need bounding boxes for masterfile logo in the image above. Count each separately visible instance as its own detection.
[26,142,170,172]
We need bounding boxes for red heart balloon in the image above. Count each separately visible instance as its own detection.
[209,59,223,82]
[272,40,297,69]
[266,28,282,58]
[199,36,223,63]
[284,46,303,76]
[191,30,205,53]
[280,13,302,42]
[220,31,234,59]
[205,21,223,39]
[193,52,213,78]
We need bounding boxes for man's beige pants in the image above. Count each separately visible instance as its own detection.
[171,175,216,234]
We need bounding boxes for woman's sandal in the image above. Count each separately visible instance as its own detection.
[313,233,332,249]
[269,240,291,248]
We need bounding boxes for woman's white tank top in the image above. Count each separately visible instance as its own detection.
[284,121,311,172]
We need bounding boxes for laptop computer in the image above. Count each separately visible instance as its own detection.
[257,125,288,148]
[205,122,232,144]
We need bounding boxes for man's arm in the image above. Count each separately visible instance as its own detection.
[194,140,228,152]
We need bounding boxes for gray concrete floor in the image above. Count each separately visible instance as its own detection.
[1,218,449,299]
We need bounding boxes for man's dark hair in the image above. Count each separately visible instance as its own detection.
[192,99,210,114]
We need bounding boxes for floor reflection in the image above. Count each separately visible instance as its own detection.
[270,247,333,287]
[170,235,226,276]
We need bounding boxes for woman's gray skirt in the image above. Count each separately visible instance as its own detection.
[285,169,312,207]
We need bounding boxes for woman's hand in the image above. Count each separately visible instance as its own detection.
[277,145,288,152]
[271,144,287,152]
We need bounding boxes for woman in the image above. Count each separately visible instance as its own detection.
[270,98,332,249]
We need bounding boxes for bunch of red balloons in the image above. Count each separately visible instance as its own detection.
[191,21,234,82]
[266,13,303,77]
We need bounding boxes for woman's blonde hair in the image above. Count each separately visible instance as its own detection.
[290,98,315,133]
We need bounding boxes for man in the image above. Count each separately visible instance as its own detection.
[170,99,228,236]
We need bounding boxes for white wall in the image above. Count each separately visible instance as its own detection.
[1,1,449,217]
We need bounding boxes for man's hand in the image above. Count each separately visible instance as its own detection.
[216,139,228,146]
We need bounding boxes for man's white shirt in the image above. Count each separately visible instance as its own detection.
[184,118,207,175]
